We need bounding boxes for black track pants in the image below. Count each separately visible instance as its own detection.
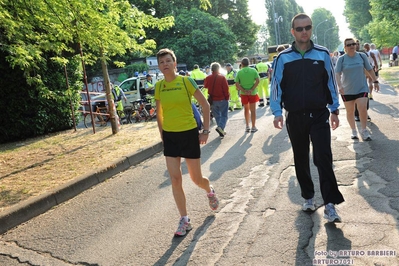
[286,108,344,205]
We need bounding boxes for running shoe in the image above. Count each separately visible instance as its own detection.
[207,185,219,210]
[174,217,192,237]
[324,203,342,223]
[216,126,226,137]
[302,198,316,212]
[245,126,250,133]
[354,116,360,122]
[361,129,372,141]
[351,130,358,140]
[251,127,258,133]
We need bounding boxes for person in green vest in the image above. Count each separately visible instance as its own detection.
[111,83,127,118]
[190,64,208,106]
[255,58,270,107]
[225,63,242,110]
[145,74,155,95]
[190,64,207,80]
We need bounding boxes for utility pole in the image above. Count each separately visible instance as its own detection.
[315,19,328,44]
[272,0,278,45]
[324,27,336,49]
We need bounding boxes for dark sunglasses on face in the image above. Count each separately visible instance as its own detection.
[294,25,312,32]
[346,43,357,47]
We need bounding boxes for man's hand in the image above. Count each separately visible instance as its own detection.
[273,116,284,129]
[330,114,339,130]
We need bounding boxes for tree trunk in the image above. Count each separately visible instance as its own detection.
[100,49,119,134]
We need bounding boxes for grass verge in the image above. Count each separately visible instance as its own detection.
[379,65,399,88]
[0,122,160,212]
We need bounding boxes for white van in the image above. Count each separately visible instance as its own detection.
[119,74,161,103]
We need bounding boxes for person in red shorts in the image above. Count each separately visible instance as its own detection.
[235,57,260,132]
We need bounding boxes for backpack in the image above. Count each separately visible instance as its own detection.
[112,86,122,102]
[341,52,368,67]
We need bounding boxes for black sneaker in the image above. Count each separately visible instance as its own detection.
[354,116,360,122]
[216,126,226,137]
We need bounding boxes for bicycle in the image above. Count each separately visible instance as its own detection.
[125,99,156,123]
[84,102,124,128]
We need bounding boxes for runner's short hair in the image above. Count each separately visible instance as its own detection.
[241,57,250,67]
[156,48,176,63]
[211,62,220,72]
[291,13,311,29]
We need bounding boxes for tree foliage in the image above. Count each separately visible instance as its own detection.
[0,50,82,143]
[215,0,260,56]
[0,0,174,140]
[250,24,269,55]
[131,0,257,61]
[343,0,372,42]
[368,0,399,46]
[265,0,303,46]
[160,8,238,68]
[311,9,341,51]
[342,0,399,47]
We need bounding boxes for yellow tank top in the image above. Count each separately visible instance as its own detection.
[155,76,198,132]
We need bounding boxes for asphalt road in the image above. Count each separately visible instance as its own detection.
[1,82,398,265]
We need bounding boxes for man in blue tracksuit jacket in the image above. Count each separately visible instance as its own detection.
[270,13,344,223]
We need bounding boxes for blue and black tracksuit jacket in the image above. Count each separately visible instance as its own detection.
[270,41,339,117]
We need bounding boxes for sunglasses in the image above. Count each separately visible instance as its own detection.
[294,25,312,32]
[346,43,357,47]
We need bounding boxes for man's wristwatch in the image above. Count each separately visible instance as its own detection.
[202,129,210,135]
[331,109,339,115]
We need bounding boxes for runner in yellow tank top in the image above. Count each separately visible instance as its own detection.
[155,75,198,132]
[155,48,219,237]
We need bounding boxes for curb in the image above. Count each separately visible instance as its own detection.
[0,142,163,235]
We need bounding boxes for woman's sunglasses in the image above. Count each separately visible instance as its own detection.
[346,43,357,47]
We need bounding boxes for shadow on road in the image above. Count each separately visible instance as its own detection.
[207,133,254,182]
[153,215,215,266]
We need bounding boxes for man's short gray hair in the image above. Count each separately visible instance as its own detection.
[211,62,220,72]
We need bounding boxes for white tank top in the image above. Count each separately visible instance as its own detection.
[366,51,374,66]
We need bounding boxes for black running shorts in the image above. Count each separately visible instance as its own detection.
[162,127,200,158]
[341,92,368,102]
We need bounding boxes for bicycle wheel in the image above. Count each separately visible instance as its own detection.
[123,106,133,124]
[83,114,89,128]
[149,107,156,119]
[84,113,108,128]
[141,109,152,122]
[117,110,125,125]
